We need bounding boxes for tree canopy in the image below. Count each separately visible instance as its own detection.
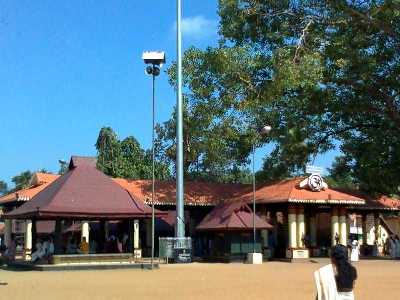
[0,180,7,195]
[158,0,400,194]
[96,127,171,180]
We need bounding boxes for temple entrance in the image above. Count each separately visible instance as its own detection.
[316,212,331,256]
[272,211,288,258]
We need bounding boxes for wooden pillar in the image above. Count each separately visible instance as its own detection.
[54,220,62,254]
[4,219,12,248]
[339,208,347,246]
[373,213,380,256]
[331,207,339,246]
[288,206,297,248]
[24,220,32,260]
[104,221,109,240]
[374,213,380,244]
[31,219,37,252]
[261,229,269,247]
[145,219,151,248]
[362,214,367,245]
[99,220,106,252]
[297,207,306,248]
[309,214,317,247]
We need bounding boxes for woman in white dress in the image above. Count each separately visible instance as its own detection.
[315,244,357,300]
[350,241,359,262]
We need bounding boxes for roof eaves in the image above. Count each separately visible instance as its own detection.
[288,198,365,205]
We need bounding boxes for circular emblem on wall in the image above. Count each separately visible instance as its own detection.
[307,174,324,192]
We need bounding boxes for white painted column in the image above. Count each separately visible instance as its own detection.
[309,215,317,247]
[133,219,140,249]
[339,208,347,246]
[297,207,306,248]
[288,206,297,248]
[24,220,32,260]
[81,222,90,242]
[4,219,12,248]
[331,208,339,246]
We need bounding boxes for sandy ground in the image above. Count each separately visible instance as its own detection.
[0,260,399,300]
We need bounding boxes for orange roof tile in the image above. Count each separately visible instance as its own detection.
[29,172,60,186]
[0,173,61,205]
[6,171,396,209]
[377,195,400,209]
[112,178,249,206]
[236,178,366,205]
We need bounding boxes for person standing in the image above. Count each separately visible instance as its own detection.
[315,244,357,300]
[350,241,360,262]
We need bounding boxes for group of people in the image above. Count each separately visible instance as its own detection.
[63,233,129,255]
[386,234,400,259]
[31,237,54,262]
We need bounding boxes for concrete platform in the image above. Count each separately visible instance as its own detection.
[4,261,159,272]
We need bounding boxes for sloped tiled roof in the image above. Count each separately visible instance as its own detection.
[3,162,399,211]
[197,201,272,231]
[236,178,366,205]
[113,178,249,206]
[0,173,60,204]
[4,157,162,220]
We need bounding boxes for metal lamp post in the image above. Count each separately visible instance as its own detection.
[176,0,185,241]
[142,51,165,269]
[252,125,272,254]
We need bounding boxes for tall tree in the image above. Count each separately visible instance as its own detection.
[96,127,122,177]
[11,170,33,191]
[162,0,400,192]
[95,127,171,180]
[0,180,7,195]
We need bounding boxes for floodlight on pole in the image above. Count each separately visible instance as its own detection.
[142,50,165,270]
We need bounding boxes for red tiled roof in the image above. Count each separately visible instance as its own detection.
[0,173,60,205]
[4,157,163,220]
[197,201,272,231]
[376,195,400,210]
[113,178,249,206]
[29,173,60,187]
[236,178,366,205]
[5,164,398,210]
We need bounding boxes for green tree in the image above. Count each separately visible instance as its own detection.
[11,170,33,191]
[163,0,400,191]
[0,180,8,195]
[95,127,123,177]
[95,127,171,180]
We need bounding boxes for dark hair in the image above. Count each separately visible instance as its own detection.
[331,244,357,291]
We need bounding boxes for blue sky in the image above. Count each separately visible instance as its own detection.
[0,1,337,187]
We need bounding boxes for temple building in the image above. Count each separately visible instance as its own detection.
[1,156,399,262]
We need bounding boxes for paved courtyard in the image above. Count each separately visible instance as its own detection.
[0,260,398,300]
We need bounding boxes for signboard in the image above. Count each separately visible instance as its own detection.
[159,237,192,263]
[306,165,324,175]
